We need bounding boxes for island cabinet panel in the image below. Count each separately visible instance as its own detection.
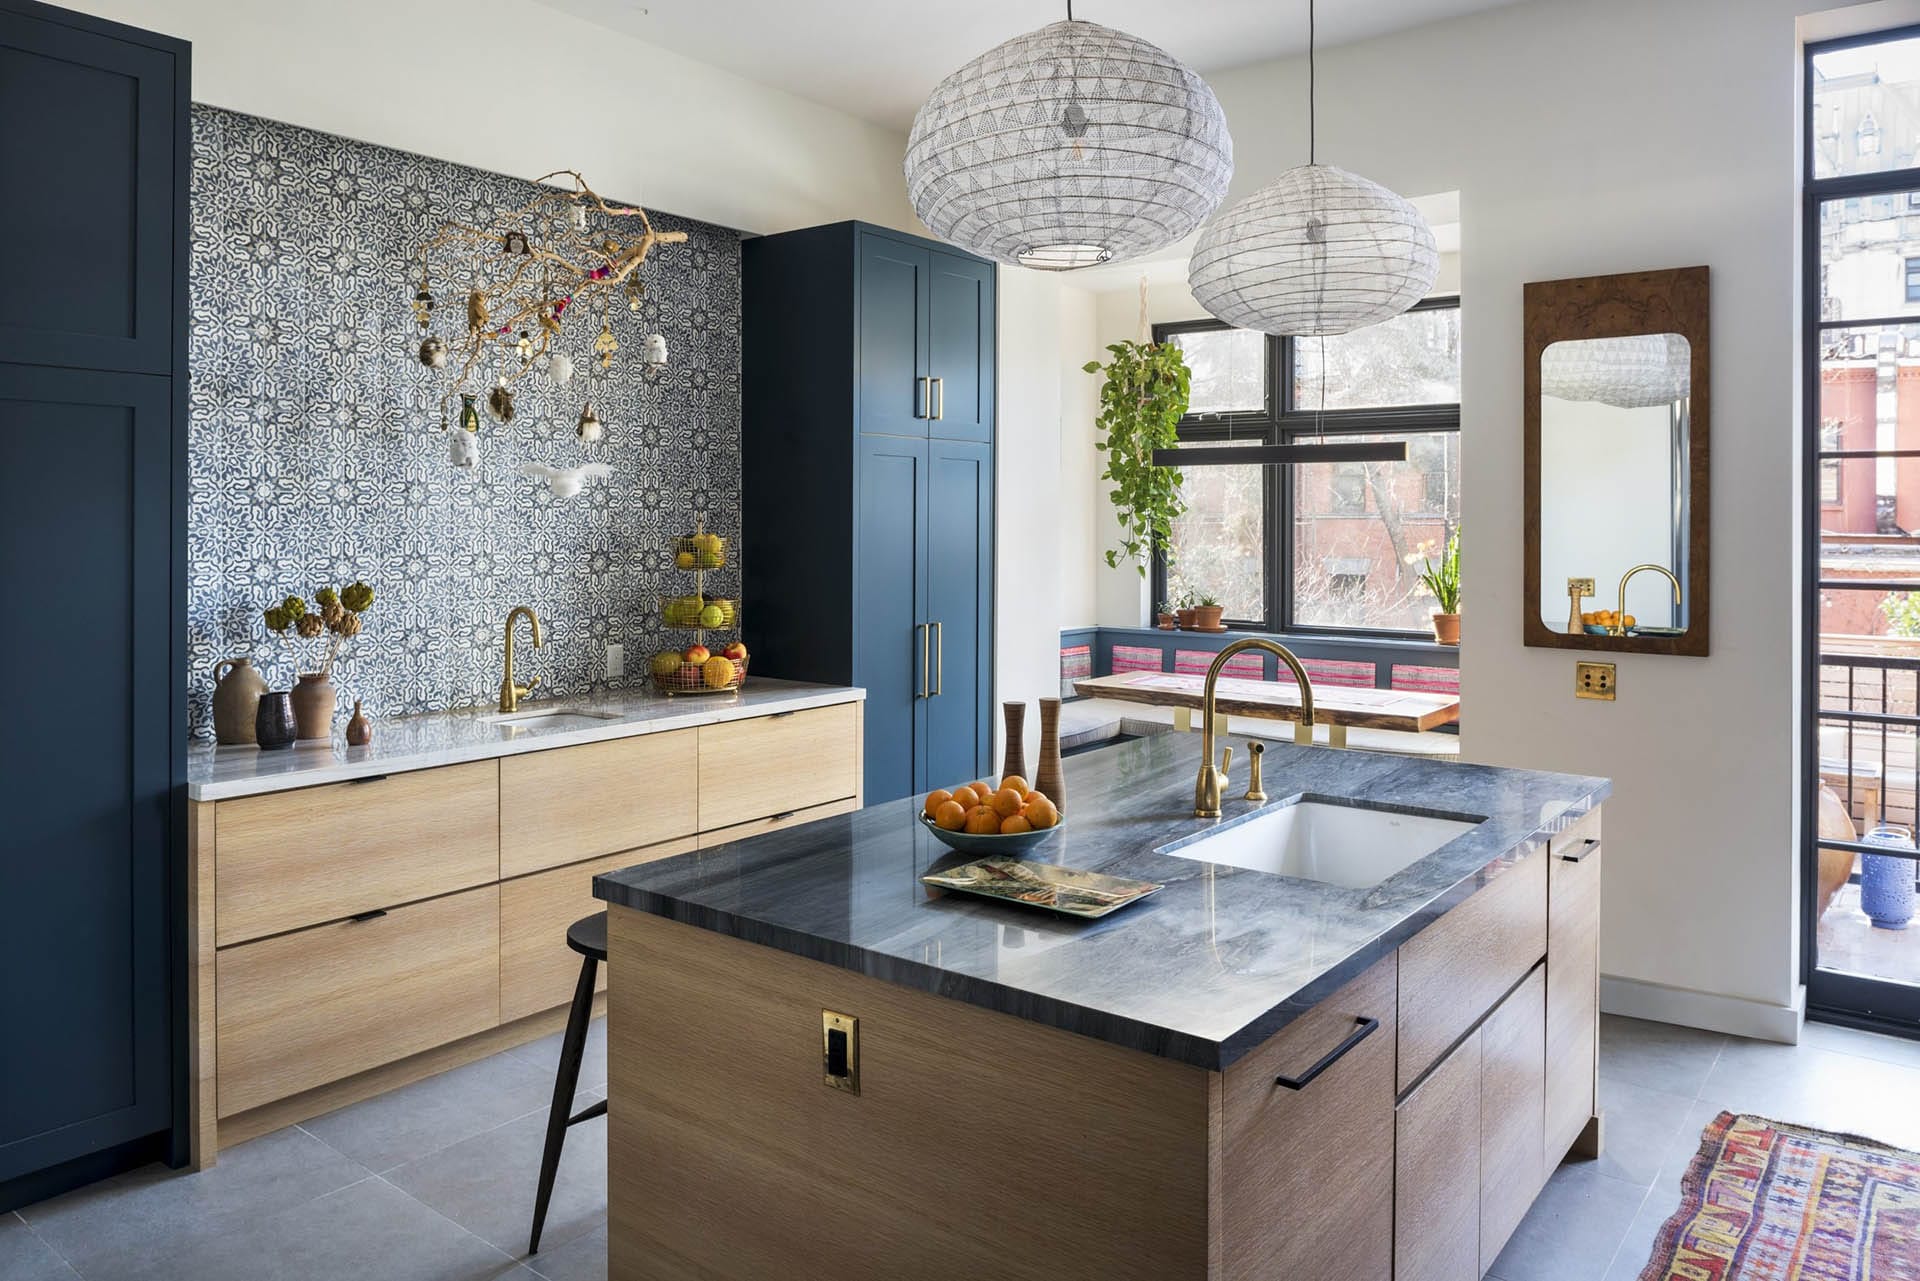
[1546,808,1603,1163]
[214,760,500,946]
[1215,954,1398,1281]
[1394,1029,1483,1281]
[499,730,698,879]
[1396,847,1547,1092]
[698,796,860,849]
[696,703,859,832]
[605,906,1213,1281]
[499,838,695,1023]
[1479,966,1547,1274]
[216,884,500,1117]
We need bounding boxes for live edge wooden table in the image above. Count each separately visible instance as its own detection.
[1073,670,1460,749]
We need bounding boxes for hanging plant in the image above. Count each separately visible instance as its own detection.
[1084,340,1191,577]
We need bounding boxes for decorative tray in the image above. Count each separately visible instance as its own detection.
[920,856,1163,919]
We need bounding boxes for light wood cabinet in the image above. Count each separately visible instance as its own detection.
[698,796,860,849]
[1480,966,1547,1273]
[214,760,499,946]
[216,885,500,1116]
[500,838,695,1023]
[500,729,699,878]
[1547,808,1603,1163]
[696,703,858,831]
[1394,1024,1482,1281]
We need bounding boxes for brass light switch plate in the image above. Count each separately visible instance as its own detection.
[1567,577,1595,597]
[822,1010,859,1094]
[1575,661,1616,701]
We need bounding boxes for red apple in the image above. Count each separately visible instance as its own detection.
[723,641,748,662]
[684,643,711,664]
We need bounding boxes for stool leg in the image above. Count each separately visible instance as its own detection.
[529,952,599,1255]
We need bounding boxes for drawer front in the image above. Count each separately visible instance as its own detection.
[1480,965,1547,1274]
[1394,1028,1481,1281]
[1397,847,1546,1092]
[216,761,499,946]
[500,838,695,1023]
[1547,813,1603,1163]
[697,796,859,849]
[500,730,698,879]
[696,704,858,832]
[216,885,500,1116]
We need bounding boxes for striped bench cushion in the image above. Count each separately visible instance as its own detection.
[1110,644,1165,674]
[1267,658,1375,689]
[1174,649,1263,680]
[1392,664,1460,695]
[1059,644,1092,699]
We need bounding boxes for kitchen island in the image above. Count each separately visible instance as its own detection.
[595,732,1608,1280]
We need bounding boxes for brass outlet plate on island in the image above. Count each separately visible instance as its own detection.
[822,1009,859,1093]
[1575,662,1616,701]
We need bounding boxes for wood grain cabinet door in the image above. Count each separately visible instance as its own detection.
[1546,809,1603,1164]
[499,731,698,879]
[1480,966,1547,1274]
[696,704,859,831]
[1395,1031,1482,1281]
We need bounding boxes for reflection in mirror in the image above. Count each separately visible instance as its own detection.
[1537,333,1691,635]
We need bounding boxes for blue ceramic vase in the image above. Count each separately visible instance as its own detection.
[1860,825,1916,931]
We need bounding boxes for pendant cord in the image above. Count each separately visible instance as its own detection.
[1308,0,1316,166]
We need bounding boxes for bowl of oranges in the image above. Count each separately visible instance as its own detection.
[919,775,1062,855]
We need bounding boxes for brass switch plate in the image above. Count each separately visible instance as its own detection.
[822,1010,859,1094]
[1566,577,1596,597]
[1575,661,1616,701]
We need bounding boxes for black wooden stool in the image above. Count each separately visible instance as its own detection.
[528,911,608,1255]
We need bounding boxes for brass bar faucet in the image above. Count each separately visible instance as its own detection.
[500,605,544,712]
[1245,741,1268,804]
[1609,564,1680,636]
[1196,637,1315,818]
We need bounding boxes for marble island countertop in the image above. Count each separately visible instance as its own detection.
[187,680,865,801]
[596,733,1609,1071]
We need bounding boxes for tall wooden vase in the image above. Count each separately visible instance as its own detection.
[1001,702,1028,784]
[1035,697,1065,813]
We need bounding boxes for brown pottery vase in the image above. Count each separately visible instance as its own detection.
[211,656,269,745]
[291,672,336,741]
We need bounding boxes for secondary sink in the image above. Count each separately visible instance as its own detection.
[485,708,623,734]
[1159,798,1481,889]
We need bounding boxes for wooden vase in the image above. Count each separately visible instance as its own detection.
[1001,702,1027,783]
[1035,697,1065,812]
[345,699,372,747]
[290,672,335,741]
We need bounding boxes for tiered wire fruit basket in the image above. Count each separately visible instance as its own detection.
[651,516,749,695]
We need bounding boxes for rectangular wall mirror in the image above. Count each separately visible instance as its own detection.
[1524,266,1710,656]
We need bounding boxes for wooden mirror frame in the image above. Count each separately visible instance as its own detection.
[1523,266,1710,657]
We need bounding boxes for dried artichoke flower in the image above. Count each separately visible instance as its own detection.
[321,600,345,626]
[336,613,363,638]
[281,595,308,621]
[315,586,340,609]
[296,612,325,638]
[341,581,375,613]
[264,606,291,632]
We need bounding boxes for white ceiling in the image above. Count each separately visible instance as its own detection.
[532,0,1523,130]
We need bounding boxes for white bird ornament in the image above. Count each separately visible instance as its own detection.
[517,460,613,499]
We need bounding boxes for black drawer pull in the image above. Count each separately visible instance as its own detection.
[768,710,797,720]
[769,810,798,823]
[1275,1016,1380,1091]
[348,908,388,923]
[347,774,389,785]
[1560,838,1600,864]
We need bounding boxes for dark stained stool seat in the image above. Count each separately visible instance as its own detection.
[528,911,609,1255]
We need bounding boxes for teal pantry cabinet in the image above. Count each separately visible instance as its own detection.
[743,223,995,804]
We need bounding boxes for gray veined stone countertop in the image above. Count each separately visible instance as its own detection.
[595,732,1609,1071]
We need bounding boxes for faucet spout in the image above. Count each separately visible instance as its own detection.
[500,606,544,712]
[1610,564,1681,636]
[1196,638,1314,818]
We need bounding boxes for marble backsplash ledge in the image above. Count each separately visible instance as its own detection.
[186,105,743,737]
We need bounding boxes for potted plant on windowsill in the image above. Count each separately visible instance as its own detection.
[1155,601,1177,630]
[1419,532,1462,645]
[1191,594,1224,631]
[1175,591,1197,630]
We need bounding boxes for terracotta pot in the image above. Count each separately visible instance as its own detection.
[255,691,297,751]
[290,672,336,741]
[1176,608,1197,629]
[212,656,269,745]
[1191,605,1224,630]
[1432,612,1461,646]
[1156,613,1177,630]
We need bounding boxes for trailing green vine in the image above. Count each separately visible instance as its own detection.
[1084,340,1190,577]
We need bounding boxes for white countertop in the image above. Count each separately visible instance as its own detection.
[187,680,866,801]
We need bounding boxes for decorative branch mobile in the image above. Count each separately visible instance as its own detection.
[409,170,685,470]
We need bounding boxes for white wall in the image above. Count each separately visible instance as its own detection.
[63,0,919,235]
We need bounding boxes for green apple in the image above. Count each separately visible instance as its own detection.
[698,604,724,628]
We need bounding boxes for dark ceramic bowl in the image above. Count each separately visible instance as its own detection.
[919,812,1063,856]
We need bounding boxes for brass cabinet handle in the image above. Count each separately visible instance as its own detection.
[1560,837,1601,864]
[916,376,930,418]
[931,376,944,420]
[916,623,929,698]
[932,621,943,697]
[1275,1016,1380,1090]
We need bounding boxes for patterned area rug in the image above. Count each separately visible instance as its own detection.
[1640,1112,1920,1279]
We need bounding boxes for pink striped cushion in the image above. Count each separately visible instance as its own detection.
[1270,658,1374,689]
[1174,649,1263,680]
[1392,664,1460,695]
[1111,644,1164,674]
[1059,645,1092,681]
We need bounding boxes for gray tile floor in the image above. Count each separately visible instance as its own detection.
[6,1013,1920,1280]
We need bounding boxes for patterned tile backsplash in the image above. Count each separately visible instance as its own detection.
[187,106,743,737]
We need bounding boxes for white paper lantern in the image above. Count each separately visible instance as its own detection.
[905,19,1232,271]
[1541,334,1690,408]
[1188,164,1438,336]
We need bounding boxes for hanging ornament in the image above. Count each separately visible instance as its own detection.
[501,229,531,255]
[569,202,588,231]
[487,378,516,425]
[576,401,604,443]
[459,393,481,434]
[593,320,619,370]
[449,429,478,468]
[411,279,435,330]
[547,351,574,385]
[418,334,447,368]
[642,333,668,368]
[515,329,535,361]
[625,273,646,312]
[466,289,489,335]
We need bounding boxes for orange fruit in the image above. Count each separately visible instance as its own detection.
[963,805,1000,835]
[971,781,995,801]
[923,788,953,818]
[1024,790,1050,811]
[933,800,967,831]
[999,775,1030,797]
[1000,814,1033,834]
[949,784,979,808]
[1024,797,1060,830]
[991,786,1025,818]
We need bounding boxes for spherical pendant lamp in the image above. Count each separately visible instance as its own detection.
[1541,333,1690,408]
[904,16,1232,271]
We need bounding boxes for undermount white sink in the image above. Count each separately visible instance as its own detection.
[485,708,623,733]
[1160,800,1480,889]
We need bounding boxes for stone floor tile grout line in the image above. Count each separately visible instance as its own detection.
[13,1205,87,1280]
[372,1173,535,1274]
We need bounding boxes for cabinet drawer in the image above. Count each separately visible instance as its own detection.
[698,796,859,849]
[1397,848,1546,1092]
[216,885,500,1116]
[500,838,695,1023]
[215,761,499,946]
[1394,1027,1481,1281]
[1547,810,1603,1163]
[500,730,698,879]
[696,704,858,831]
[1480,965,1547,1274]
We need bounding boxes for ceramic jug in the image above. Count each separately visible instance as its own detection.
[212,656,269,745]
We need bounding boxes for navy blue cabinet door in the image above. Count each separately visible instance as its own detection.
[926,252,995,444]
[923,439,993,787]
[854,435,928,803]
[0,366,174,1184]
[856,234,930,437]
[0,8,177,375]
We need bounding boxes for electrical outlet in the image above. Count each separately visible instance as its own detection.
[606,643,624,679]
[1575,660,1616,701]
[1567,576,1595,598]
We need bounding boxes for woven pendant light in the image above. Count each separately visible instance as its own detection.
[1541,333,1690,408]
[1187,0,1436,335]
[905,7,1232,271]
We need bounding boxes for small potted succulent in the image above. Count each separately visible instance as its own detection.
[263,581,375,740]
[1155,601,1177,630]
[1419,532,1462,645]
[1175,591,1198,630]
[1191,593,1224,631]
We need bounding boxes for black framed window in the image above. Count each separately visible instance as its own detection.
[1151,297,1461,637]
[1905,255,1920,302]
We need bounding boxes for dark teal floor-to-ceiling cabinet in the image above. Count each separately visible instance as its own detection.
[0,0,188,1210]
[744,223,995,804]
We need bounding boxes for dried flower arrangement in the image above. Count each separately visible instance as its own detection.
[263,582,375,676]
